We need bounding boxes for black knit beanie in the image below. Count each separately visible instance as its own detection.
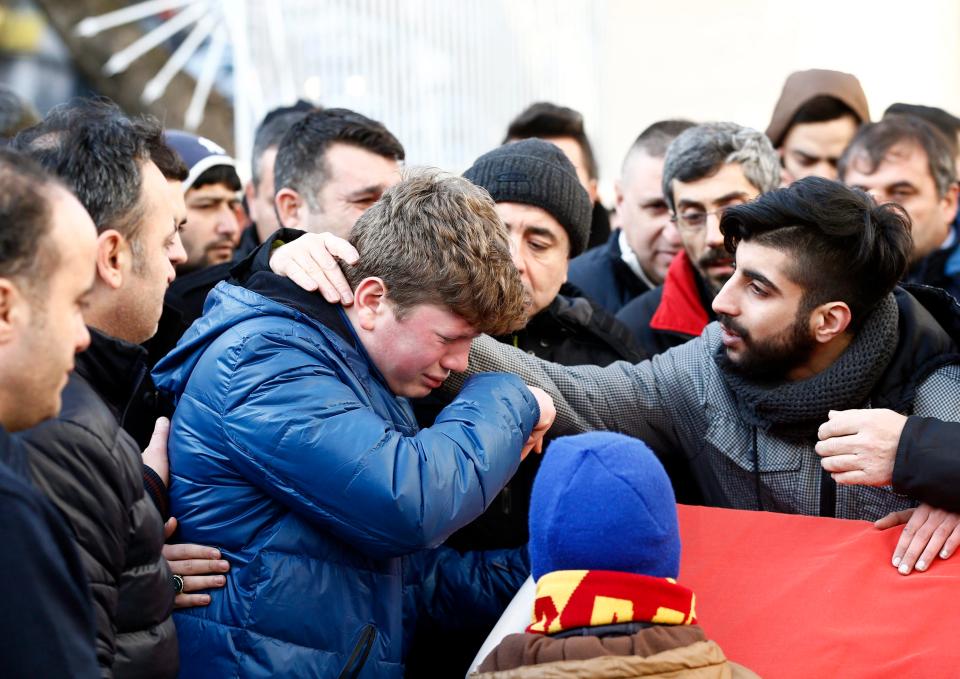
[463,138,592,257]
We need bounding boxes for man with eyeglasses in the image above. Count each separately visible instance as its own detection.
[616,123,781,356]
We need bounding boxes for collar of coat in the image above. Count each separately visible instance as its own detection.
[527,570,696,635]
[76,326,149,422]
[649,251,715,338]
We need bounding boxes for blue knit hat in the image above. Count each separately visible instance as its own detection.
[528,432,680,581]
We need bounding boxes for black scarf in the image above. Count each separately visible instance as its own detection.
[715,294,900,438]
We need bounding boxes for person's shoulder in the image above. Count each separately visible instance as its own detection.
[166,263,235,325]
[27,374,116,446]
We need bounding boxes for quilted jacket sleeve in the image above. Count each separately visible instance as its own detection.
[405,545,529,632]
[18,421,130,679]
[217,333,540,560]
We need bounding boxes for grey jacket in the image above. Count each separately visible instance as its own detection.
[454,291,960,520]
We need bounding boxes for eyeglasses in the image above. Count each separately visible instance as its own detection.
[670,203,744,233]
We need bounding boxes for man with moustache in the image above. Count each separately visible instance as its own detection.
[839,115,960,301]
[164,130,242,274]
[616,123,781,356]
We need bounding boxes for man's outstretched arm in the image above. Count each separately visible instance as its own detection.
[445,333,698,453]
[267,231,694,449]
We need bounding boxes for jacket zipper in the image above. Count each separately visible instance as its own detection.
[337,624,377,679]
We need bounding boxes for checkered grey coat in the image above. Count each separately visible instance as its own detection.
[455,321,960,521]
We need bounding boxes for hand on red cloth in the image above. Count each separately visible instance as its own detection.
[875,503,960,575]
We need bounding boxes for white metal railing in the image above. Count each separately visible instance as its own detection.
[79,0,604,177]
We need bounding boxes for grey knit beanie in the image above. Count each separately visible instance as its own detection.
[463,138,592,257]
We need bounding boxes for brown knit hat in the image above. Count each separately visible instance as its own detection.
[766,69,870,147]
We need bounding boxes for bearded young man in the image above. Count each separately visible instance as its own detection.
[448,176,960,521]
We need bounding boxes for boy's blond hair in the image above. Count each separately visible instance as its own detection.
[345,168,528,335]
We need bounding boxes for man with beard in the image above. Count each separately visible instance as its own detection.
[440,177,960,527]
[164,130,242,273]
[616,123,781,356]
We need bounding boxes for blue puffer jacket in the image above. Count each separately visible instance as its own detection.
[153,271,539,679]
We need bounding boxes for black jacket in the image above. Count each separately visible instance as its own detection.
[616,252,716,358]
[16,328,177,679]
[587,201,612,251]
[234,223,263,260]
[567,229,653,314]
[0,431,100,678]
[890,284,960,512]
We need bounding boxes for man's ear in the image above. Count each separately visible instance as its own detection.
[95,230,129,290]
[940,182,959,226]
[275,188,303,229]
[244,181,257,205]
[353,277,387,331]
[586,178,598,204]
[0,278,27,345]
[613,179,625,211]
[810,301,852,344]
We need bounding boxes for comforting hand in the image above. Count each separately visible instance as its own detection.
[520,387,556,460]
[163,517,230,608]
[268,232,358,303]
[875,503,960,575]
[141,417,170,487]
[815,409,906,486]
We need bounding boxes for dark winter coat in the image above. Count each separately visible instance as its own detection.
[892,284,960,512]
[0,430,100,679]
[567,229,654,314]
[16,328,177,679]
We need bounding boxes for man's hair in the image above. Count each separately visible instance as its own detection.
[273,108,405,208]
[192,164,242,192]
[12,98,170,247]
[624,119,697,166]
[343,168,527,335]
[720,176,912,332]
[0,148,62,298]
[504,102,598,180]
[251,109,310,188]
[883,103,960,160]
[661,122,781,213]
[788,95,860,129]
[145,129,189,182]
[838,115,957,198]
